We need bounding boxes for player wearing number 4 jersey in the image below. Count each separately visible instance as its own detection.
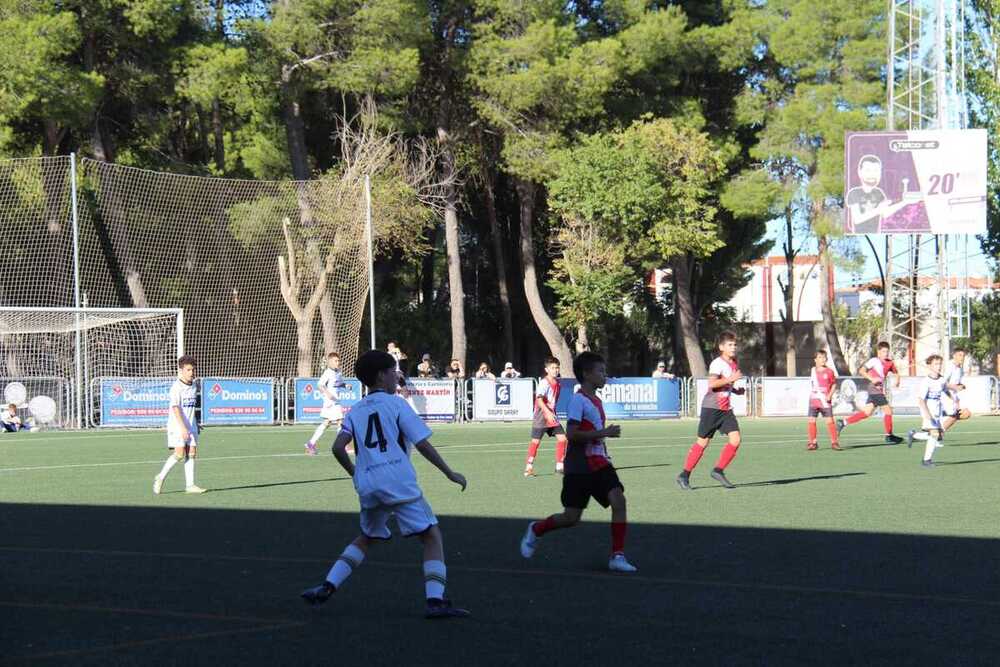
[806,350,841,451]
[300,350,470,619]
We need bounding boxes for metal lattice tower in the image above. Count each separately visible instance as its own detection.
[885,0,972,374]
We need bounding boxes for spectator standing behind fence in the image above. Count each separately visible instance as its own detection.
[475,363,496,380]
[446,359,465,380]
[417,354,438,378]
[387,341,408,374]
[651,361,675,379]
[500,363,521,379]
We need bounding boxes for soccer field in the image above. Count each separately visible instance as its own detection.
[3,417,1000,665]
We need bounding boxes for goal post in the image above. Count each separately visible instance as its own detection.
[0,306,183,428]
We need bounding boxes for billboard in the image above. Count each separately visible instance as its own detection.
[844,129,987,235]
[554,378,682,420]
[694,378,750,417]
[399,379,457,422]
[292,377,364,423]
[471,378,535,421]
[100,377,174,427]
[201,377,274,425]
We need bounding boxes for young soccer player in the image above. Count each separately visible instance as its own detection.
[300,350,470,619]
[836,341,904,444]
[941,347,973,435]
[677,331,745,490]
[907,355,948,467]
[807,350,841,451]
[524,357,567,477]
[305,352,348,455]
[153,355,205,494]
[519,351,636,573]
[1,404,31,432]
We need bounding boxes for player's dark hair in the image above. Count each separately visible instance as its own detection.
[859,155,881,168]
[717,330,737,348]
[952,346,966,355]
[327,351,340,359]
[573,351,605,381]
[177,355,197,368]
[355,350,397,388]
[877,341,890,351]
[925,354,943,365]
[544,356,559,367]
[815,349,828,358]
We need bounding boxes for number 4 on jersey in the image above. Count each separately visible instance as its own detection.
[364,413,388,452]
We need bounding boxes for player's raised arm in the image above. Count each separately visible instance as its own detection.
[413,440,466,490]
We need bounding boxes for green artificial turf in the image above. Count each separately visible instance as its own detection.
[2,416,999,665]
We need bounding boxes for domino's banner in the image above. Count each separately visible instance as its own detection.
[399,379,456,422]
[100,377,174,427]
[471,378,535,420]
[201,377,274,425]
[293,377,363,423]
[555,378,682,420]
[694,378,750,417]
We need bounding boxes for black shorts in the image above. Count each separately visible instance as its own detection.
[867,393,889,408]
[531,423,565,439]
[697,408,739,439]
[561,466,624,510]
[808,405,833,418]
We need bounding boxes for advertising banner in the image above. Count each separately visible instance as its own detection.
[694,378,750,417]
[553,378,682,420]
[100,377,174,427]
[844,129,987,235]
[201,377,274,425]
[760,378,812,417]
[293,377,364,423]
[954,375,995,414]
[471,378,535,421]
[400,379,457,422]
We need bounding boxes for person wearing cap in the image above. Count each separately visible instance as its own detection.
[417,354,438,378]
[652,361,674,379]
[499,362,521,379]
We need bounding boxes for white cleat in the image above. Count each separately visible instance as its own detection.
[520,522,539,558]
[185,485,207,494]
[153,476,163,495]
[555,463,564,475]
[608,553,638,573]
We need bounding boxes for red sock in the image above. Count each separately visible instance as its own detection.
[555,438,566,463]
[883,414,893,434]
[683,444,706,473]
[826,421,839,443]
[846,411,868,425]
[526,440,540,464]
[807,421,818,443]
[532,516,556,537]
[611,522,627,554]
[715,443,739,470]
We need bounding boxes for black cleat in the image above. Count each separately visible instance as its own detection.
[885,434,904,445]
[710,469,736,489]
[301,582,336,605]
[676,471,691,491]
[835,418,846,434]
[921,459,936,468]
[425,598,470,619]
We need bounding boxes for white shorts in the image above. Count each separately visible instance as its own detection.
[360,496,437,539]
[320,403,343,422]
[167,431,198,449]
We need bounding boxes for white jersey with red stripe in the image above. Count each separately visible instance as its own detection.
[809,367,837,408]
[863,357,898,395]
[702,356,739,411]
[534,376,561,421]
[564,391,611,473]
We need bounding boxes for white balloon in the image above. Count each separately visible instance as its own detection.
[4,382,27,406]
[28,395,57,423]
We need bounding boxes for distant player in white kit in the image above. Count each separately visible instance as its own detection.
[153,355,206,494]
[941,347,973,435]
[300,350,470,619]
[305,352,348,456]
[907,355,949,467]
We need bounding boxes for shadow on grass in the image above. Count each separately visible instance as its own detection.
[735,471,867,487]
[163,477,353,494]
[935,457,1000,467]
[3,502,1000,666]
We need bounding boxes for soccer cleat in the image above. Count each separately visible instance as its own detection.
[608,553,638,573]
[301,582,336,605]
[676,471,691,491]
[520,522,539,558]
[885,434,903,445]
[425,598,470,619]
[835,418,846,434]
[806,442,818,451]
[305,441,318,455]
[153,475,163,495]
[710,469,736,489]
[831,442,843,451]
[907,429,915,449]
[184,485,207,494]
[523,465,535,478]
[921,459,936,468]
[555,462,565,475]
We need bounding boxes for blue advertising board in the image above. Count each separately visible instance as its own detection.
[201,377,274,425]
[100,377,174,427]
[293,377,363,423]
[554,377,681,420]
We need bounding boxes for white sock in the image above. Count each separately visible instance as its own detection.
[158,455,179,479]
[184,458,195,487]
[423,560,446,600]
[923,438,937,462]
[912,431,929,441]
[309,422,329,445]
[326,544,365,588]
